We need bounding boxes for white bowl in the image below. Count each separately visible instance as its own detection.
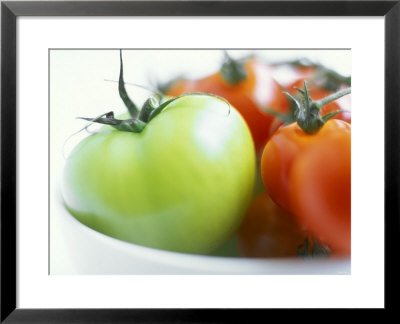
[50,185,350,275]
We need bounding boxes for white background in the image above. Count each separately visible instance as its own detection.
[17,17,384,308]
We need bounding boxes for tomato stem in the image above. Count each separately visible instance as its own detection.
[139,97,158,122]
[78,92,231,134]
[297,236,331,259]
[76,51,232,134]
[313,87,351,110]
[77,112,147,133]
[271,58,351,91]
[220,51,248,85]
[119,50,139,118]
[284,81,351,134]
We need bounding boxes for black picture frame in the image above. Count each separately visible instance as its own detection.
[1,0,399,321]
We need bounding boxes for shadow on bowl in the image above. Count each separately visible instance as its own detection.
[50,189,350,275]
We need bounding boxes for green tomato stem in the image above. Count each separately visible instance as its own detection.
[313,87,351,110]
[77,51,234,134]
[119,50,139,118]
[272,58,351,90]
[220,51,248,85]
[297,236,331,259]
[284,81,351,134]
[77,112,147,133]
[78,92,232,134]
[139,97,159,122]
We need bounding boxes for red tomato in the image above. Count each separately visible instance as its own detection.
[261,119,351,255]
[165,56,290,152]
[237,193,306,258]
[290,134,351,255]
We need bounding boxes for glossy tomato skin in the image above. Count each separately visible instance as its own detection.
[261,119,351,255]
[166,58,290,152]
[290,135,351,255]
[63,95,256,254]
[237,193,305,258]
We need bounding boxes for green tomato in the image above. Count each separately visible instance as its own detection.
[62,95,256,254]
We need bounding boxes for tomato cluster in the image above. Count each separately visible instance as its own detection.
[62,51,351,258]
[163,53,352,257]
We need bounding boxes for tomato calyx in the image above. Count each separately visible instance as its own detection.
[118,50,140,118]
[78,92,230,134]
[272,58,351,91]
[77,50,167,133]
[77,50,231,134]
[284,81,351,134]
[78,111,148,133]
[220,51,249,85]
[297,236,331,259]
